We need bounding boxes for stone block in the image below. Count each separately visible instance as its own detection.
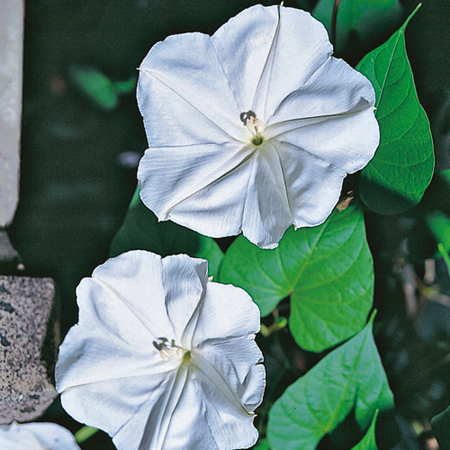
[0,275,58,424]
[0,0,23,226]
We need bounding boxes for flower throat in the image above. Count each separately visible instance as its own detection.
[240,110,264,146]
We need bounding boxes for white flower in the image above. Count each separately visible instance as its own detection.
[0,422,80,450]
[56,250,265,450]
[137,4,379,249]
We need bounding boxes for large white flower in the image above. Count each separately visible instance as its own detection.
[137,4,379,249]
[0,422,80,450]
[56,250,265,450]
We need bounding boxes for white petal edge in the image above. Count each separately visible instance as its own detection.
[0,422,80,450]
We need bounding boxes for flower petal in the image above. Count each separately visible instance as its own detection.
[138,141,253,225]
[0,422,80,450]
[159,361,261,450]
[195,337,265,413]
[55,252,182,444]
[240,144,294,248]
[56,278,170,391]
[131,365,221,450]
[87,250,175,339]
[266,56,379,173]
[139,142,294,248]
[179,281,265,449]
[138,32,246,148]
[211,5,332,120]
[182,281,261,348]
[161,254,208,344]
[61,371,177,450]
[275,141,348,228]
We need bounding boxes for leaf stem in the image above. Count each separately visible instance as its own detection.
[330,0,341,48]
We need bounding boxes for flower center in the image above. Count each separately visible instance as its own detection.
[153,337,189,362]
[240,110,264,146]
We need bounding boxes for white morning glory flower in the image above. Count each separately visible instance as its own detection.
[137,4,379,249]
[56,250,265,450]
[0,422,80,450]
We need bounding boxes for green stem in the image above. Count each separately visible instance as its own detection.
[330,0,341,48]
[74,426,99,444]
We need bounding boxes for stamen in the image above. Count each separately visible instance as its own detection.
[153,337,189,363]
[240,110,256,126]
[160,347,183,361]
[240,110,265,146]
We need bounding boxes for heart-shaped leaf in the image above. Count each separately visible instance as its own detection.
[357,6,434,215]
[351,412,379,450]
[110,187,224,277]
[267,316,393,450]
[219,205,373,352]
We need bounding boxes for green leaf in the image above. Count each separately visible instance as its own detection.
[267,316,393,450]
[69,66,118,110]
[427,212,450,253]
[219,205,373,352]
[439,169,450,185]
[313,0,402,51]
[351,412,379,450]
[432,404,450,450]
[110,187,224,278]
[357,5,434,215]
[69,66,136,110]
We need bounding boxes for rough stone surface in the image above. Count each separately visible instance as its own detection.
[0,0,23,227]
[0,275,57,424]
